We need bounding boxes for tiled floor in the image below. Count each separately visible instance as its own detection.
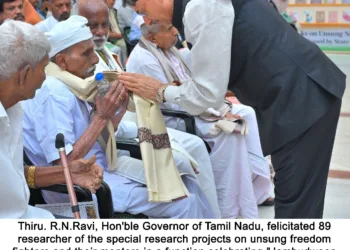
[259,53,350,219]
[330,117,350,172]
[259,179,350,218]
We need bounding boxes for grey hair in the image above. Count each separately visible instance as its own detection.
[141,22,161,38]
[0,20,51,80]
[122,0,137,7]
[71,0,108,16]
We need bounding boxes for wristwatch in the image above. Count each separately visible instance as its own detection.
[156,85,167,103]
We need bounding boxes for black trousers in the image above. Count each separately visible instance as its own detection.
[271,98,342,218]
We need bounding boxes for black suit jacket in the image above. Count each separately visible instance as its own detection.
[172,0,191,39]
[229,0,346,155]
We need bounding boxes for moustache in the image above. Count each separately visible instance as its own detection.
[14,14,25,21]
[93,36,108,42]
[59,12,70,21]
[93,36,108,49]
[86,65,96,75]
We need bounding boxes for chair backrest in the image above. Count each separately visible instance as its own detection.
[160,110,211,153]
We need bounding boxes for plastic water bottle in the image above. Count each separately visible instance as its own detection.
[95,73,110,97]
[95,72,123,115]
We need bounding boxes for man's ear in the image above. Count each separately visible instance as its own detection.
[55,54,67,71]
[18,65,32,90]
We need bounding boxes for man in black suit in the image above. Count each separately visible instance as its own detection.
[119,0,346,218]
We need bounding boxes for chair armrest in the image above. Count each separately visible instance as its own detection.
[161,109,197,135]
[24,151,114,218]
[160,109,211,153]
[30,183,115,219]
[39,184,93,202]
[95,181,114,218]
[116,138,142,160]
[25,151,92,205]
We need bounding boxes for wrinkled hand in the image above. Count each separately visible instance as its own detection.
[70,155,104,194]
[111,91,129,130]
[119,72,164,101]
[95,80,128,120]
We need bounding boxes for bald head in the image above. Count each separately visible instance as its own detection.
[75,0,108,17]
[73,0,110,51]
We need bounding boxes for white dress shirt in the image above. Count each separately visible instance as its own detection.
[35,15,59,33]
[164,0,234,115]
[0,102,54,219]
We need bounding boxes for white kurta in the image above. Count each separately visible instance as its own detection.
[22,76,214,219]
[127,44,272,218]
[95,47,221,218]
[0,102,54,219]
[163,0,235,115]
[35,16,59,33]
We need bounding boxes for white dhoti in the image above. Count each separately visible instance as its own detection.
[103,153,215,218]
[165,104,271,218]
[42,151,214,219]
[230,104,273,204]
[120,112,221,218]
[167,128,221,218]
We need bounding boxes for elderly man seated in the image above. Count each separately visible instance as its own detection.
[0,20,103,219]
[126,20,274,218]
[74,0,221,218]
[22,15,215,218]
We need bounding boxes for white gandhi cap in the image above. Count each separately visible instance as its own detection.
[45,15,93,58]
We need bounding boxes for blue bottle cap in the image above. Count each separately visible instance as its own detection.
[95,73,104,81]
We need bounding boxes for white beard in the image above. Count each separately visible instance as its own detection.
[93,34,108,51]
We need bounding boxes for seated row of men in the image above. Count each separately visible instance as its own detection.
[0,0,129,67]
[0,0,274,219]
